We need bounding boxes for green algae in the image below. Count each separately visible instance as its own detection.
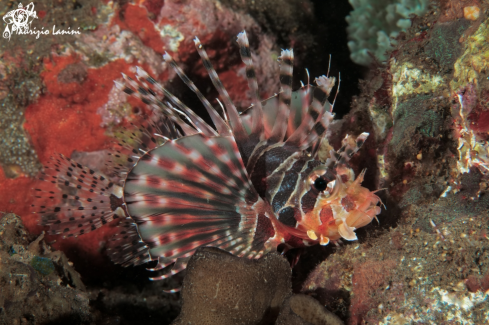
[425,20,470,72]
[30,256,55,276]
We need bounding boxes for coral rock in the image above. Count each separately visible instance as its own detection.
[276,294,344,325]
[464,5,481,21]
[172,247,292,325]
[346,0,428,66]
[0,213,90,325]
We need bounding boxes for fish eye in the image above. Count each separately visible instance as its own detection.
[314,177,327,192]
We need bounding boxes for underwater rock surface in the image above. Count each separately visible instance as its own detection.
[172,247,292,325]
[0,213,90,325]
[327,0,489,323]
[174,247,344,325]
[276,294,344,325]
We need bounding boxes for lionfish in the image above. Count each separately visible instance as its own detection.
[33,32,381,289]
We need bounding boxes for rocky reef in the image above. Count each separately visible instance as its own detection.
[327,0,489,322]
[0,213,90,325]
[173,247,343,325]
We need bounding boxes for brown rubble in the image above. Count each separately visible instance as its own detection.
[276,294,344,325]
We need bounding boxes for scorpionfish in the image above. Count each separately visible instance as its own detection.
[33,32,382,288]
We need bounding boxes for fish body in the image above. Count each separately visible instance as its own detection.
[33,31,381,284]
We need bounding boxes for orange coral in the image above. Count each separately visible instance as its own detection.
[439,0,481,22]
[464,6,481,21]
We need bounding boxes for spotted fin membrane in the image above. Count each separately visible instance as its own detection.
[33,31,382,292]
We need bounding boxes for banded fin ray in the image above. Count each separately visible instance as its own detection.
[107,218,153,266]
[115,73,202,137]
[162,52,231,137]
[286,76,336,149]
[124,134,279,278]
[131,68,214,136]
[193,37,252,159]
[236,31,264,142]
[328,132,370,169]
[269,48,294,143]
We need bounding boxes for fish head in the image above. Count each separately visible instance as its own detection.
[296,164,381,246]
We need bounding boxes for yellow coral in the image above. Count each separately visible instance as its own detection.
[368,100,393,141]
[390,60,444,117]
[451,19,489,90]
[450,18,489,178]
[391,62,444,97]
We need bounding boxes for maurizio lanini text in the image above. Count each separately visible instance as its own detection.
[14,26,81,39]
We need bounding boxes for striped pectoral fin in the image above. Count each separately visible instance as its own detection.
[123,134,277,278]
[32,154,121,238]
